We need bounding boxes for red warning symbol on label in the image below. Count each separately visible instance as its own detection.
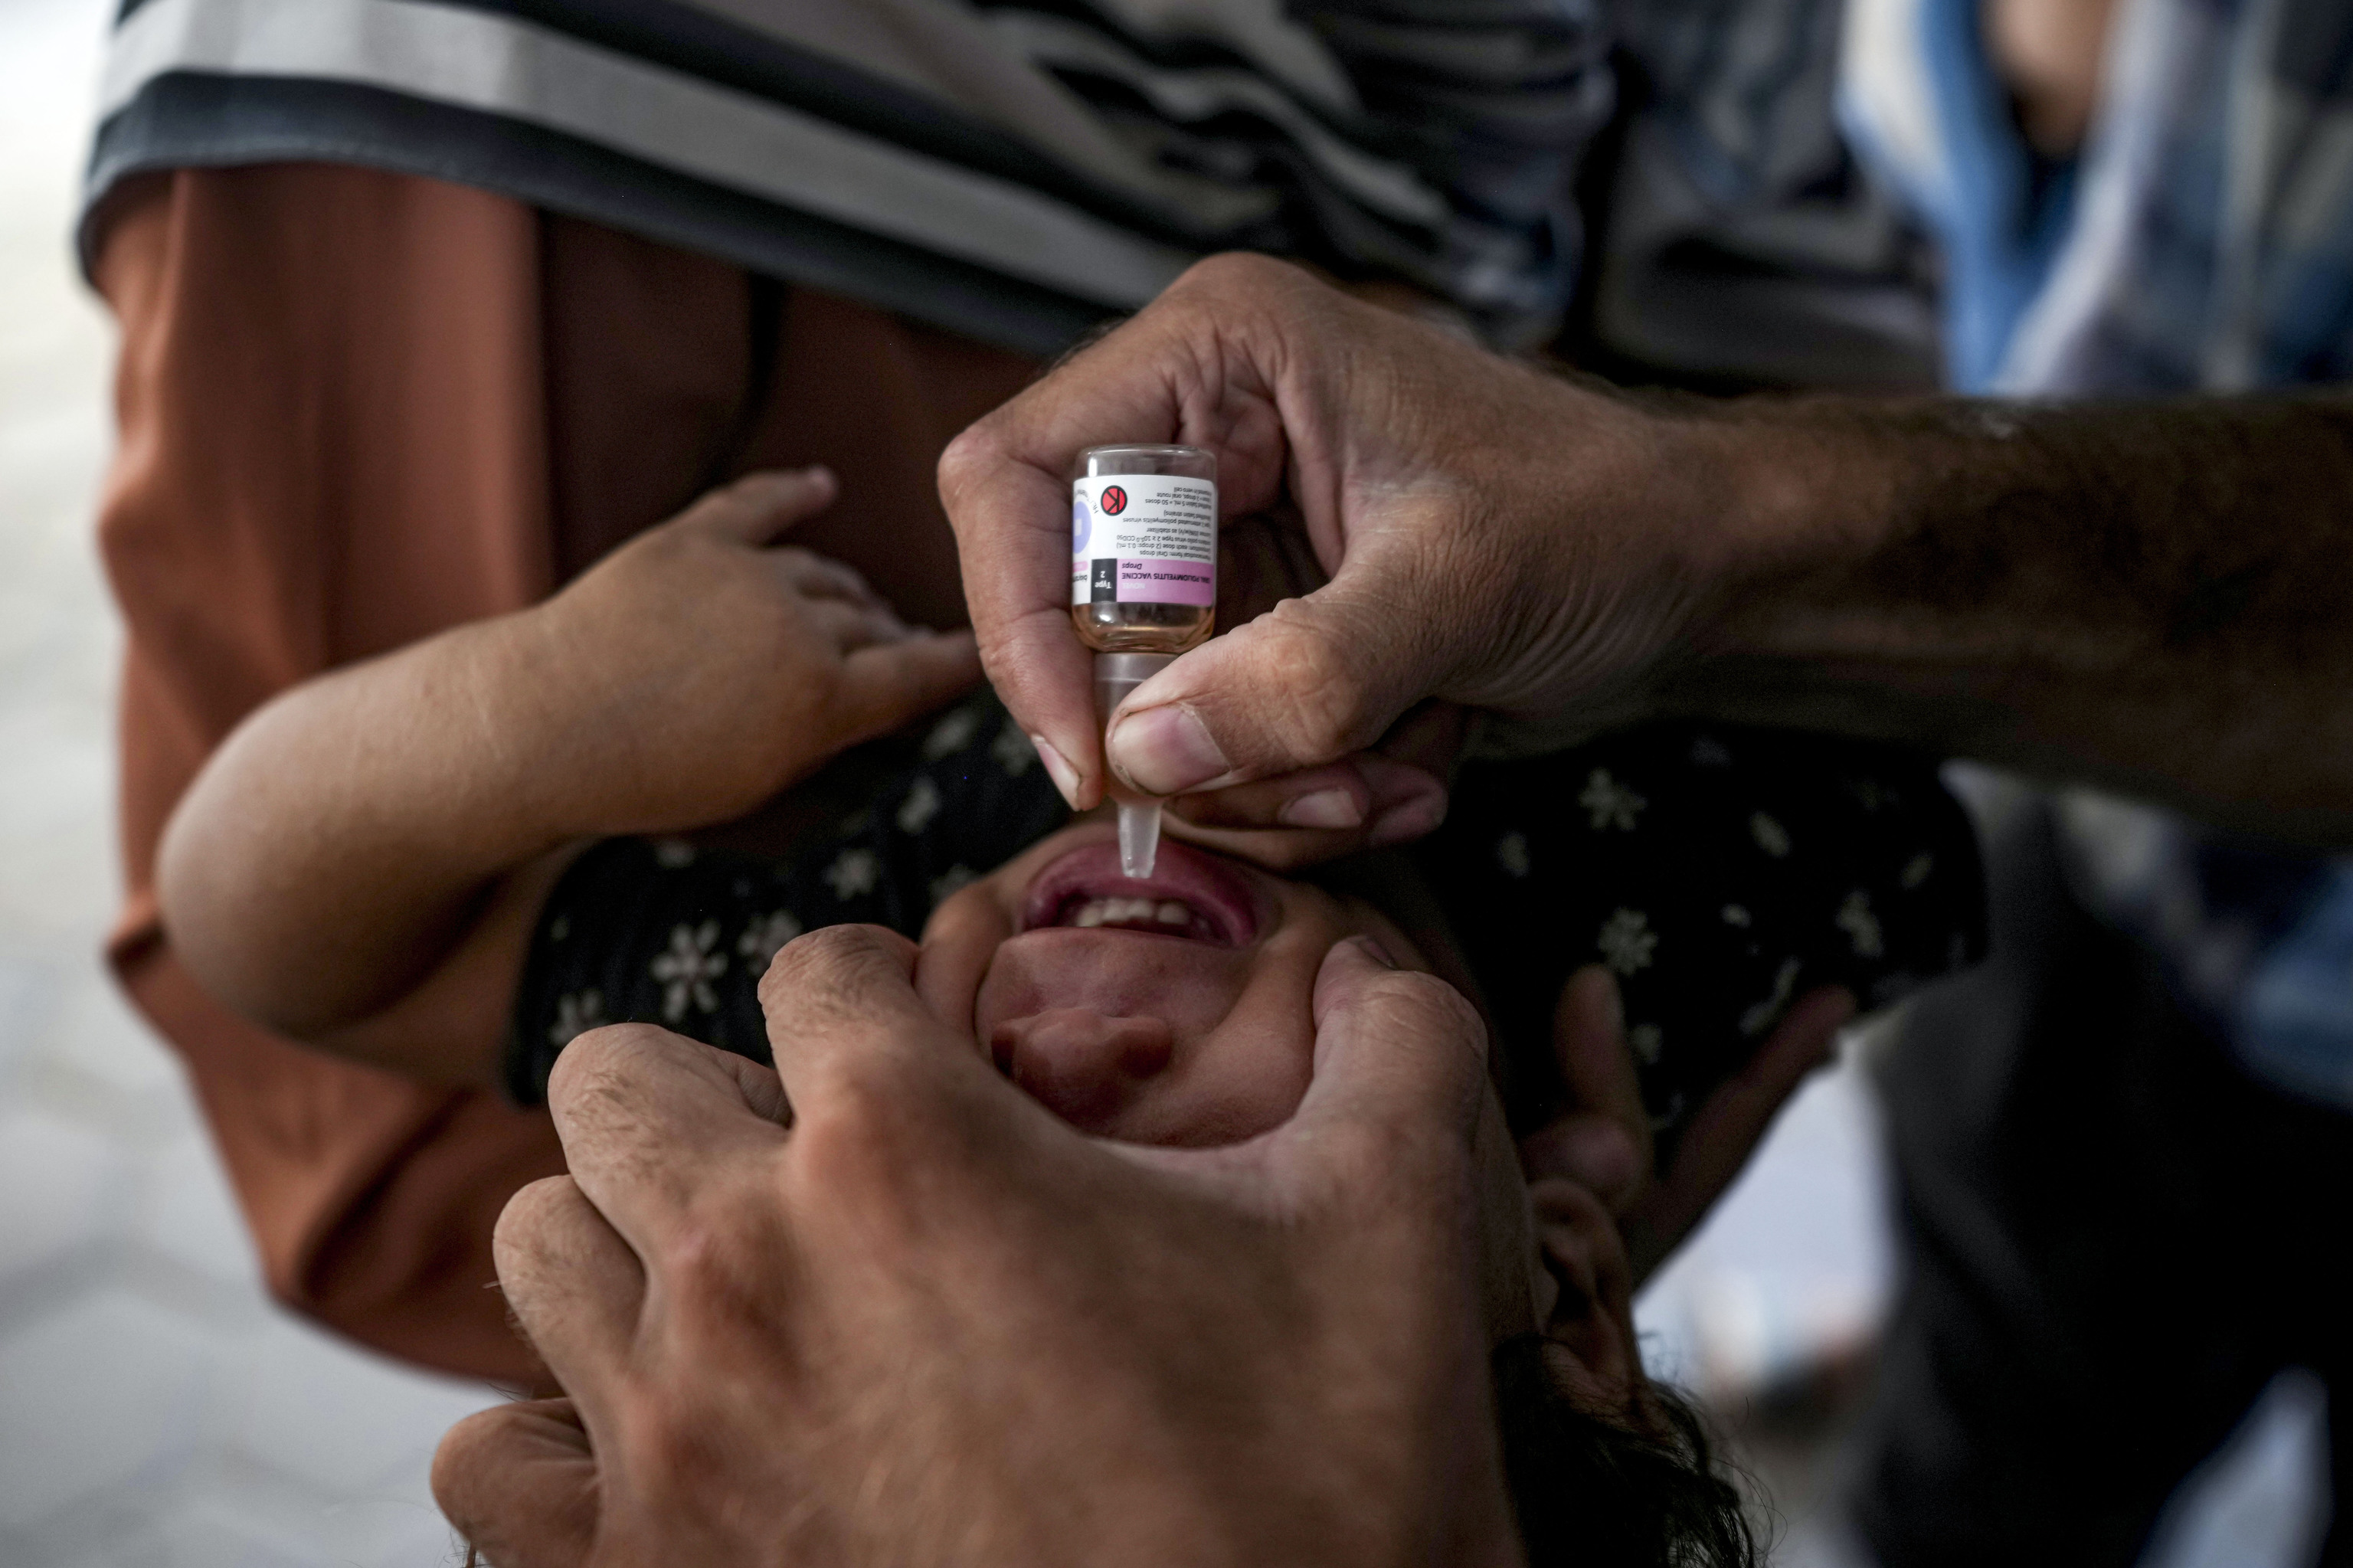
[1099,484,1128,516]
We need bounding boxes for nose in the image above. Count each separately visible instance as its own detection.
[991,1010,1174,1129]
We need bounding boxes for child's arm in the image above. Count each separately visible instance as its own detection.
[157,470,980,1080]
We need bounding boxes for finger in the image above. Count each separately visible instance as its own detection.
[433,1399,598,1568]
[1102,561,1443,799]
[804,597,917,653]
[1517,967,1653,1212]
[545,1024,790,1259]
[774,546,889,608]
[1164,755,1448,856]
[757,924,966,1111]
[679,467,839,545]
[1262,937,1491,1201]
[835,631,985,739]
[1622,984,1855,1284]
[493,1176,644,1425]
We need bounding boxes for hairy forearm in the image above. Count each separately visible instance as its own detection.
[156,612,584,1040]
[1658,391,2353,842]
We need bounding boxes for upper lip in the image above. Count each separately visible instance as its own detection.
[1021,838,1262,948]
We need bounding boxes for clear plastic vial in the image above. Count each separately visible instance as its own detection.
[1070,444,1218,879]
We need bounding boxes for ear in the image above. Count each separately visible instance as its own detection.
[1529,1177,1643,1411]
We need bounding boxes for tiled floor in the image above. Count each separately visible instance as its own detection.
[0,2,2328,1564]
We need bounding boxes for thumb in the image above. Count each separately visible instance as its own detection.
[836,631,986,742]
[1105,568,1432,798]
[679,467,840,545]
[1263,938,1490,1202]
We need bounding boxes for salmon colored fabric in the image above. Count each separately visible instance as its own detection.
[90,165,1034,1383]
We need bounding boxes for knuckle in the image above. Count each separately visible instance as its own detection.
[937,423,1004,504]
[616,1395,727,1515]
[491,1174,582,1266]
[1180,250,1296,300]
[546,1022,676,1111]
[430,1406,512,1515]
[1248,610,1378,752]
[758,925,911,1023]
[649,1191,771,1305]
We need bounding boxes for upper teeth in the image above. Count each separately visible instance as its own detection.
[1069,896,1195,931]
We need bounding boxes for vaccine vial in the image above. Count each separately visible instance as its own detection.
[1071,445,1218,879]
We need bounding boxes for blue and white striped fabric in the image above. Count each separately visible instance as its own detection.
[1844,0,2353,1109]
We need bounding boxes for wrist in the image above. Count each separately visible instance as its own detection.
[447,606,615,851]
[1639,396,1913,700]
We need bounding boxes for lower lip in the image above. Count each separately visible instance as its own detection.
[1021,838,1261,946]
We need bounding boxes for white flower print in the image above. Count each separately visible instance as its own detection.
[1902,853,1935,889]
[1750,812,1791,858]
[1628,1023,1663,1066]
[825,848,879,901]
[650,921,728,1022]
[1739,957,1802,1037]
[929,865,976,907]
[1596,908,1657,975]
[738,910,803,969]
[1579,768,1647,832]
[991,725,1036,775]
[896,776,943,835]
[653,838,697,868]
[1495,831,1532,879]
[1720,904,1752,928]
[1838,890,1884,957]
[549,989,606,1048]
[923,706,980,759]
[548,915,571,942]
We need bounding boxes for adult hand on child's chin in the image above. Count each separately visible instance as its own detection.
[1521,967,1856,1285]
[434,928,1526,1568]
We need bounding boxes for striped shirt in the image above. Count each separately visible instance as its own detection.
[84,0,1615,353]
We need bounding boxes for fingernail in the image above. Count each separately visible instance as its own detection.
[1277,787,1363,830]
[1351,935,1396,968]
[1367,789,1446,846]
[1031,735,1082,809]
[1107,704,1230,797]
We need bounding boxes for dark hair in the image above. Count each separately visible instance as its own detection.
[1493,1334,1759,1568]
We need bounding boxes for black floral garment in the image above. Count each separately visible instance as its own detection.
[508,693,1984,1154]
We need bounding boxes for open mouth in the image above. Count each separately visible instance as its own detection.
[1021,838,1262,948]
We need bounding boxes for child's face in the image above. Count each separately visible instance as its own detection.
[920,822,1415,1144]
[920,820,1649,1415]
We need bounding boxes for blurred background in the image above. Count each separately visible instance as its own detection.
[1,3,489,1564]
[0,0,2329,1563]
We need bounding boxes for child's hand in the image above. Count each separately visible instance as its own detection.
[529,468,980,834]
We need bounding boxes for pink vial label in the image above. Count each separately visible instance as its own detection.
[1072,473,1216,607]
[1115,558,1214,605]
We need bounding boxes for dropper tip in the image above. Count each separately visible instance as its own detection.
[1117,798,1162,879]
